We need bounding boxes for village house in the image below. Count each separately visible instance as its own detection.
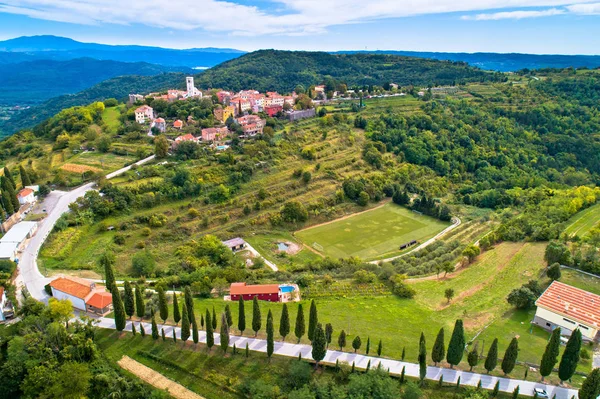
[228,282,300,303]
[216,91,232,104]
[153,118,166,133]
[265,105,283,117]
[173,134,199,148]
[533,281,600,341]
[222,237,246,251]
[214,105,236,122]
[173,120,183,129]
[237,115,265,136]
[0,286,15,322]
[50,276,113,316]
[17,188,36,205]
[135,105,154,124]
[128,94,144,104]
[201,127,230,142]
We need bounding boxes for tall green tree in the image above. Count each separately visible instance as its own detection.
[540,328,561,381]
[377,339,383,357]
[135,284,145,318]
[352,336,362,353]
[224,304,233,328]
[338,330,347,350]
[192,315,199,344]
[112,284,126,331]
[157,286,168,323]
[140,322,146,337]
[467,343,479,371]
[123,280,134,318]
[180,301,190,342]
[161,328,166,341]
[558,329,582,383]
[446,319,465,368]
[173,293,181,325]
[579,368,600,399]
[154,135,169,159]
[279,303,290,341]
[325,323,333,348]
[418,332,427,385]
[184,286,194,322]
[252,296,261,337]
[1,176,19,213]
[1,191,13,215]
[151,315,159,340]
[19,165,31,186]
[311,323,327,369]
[365,336,371,355]
[220,313,230,354]
[294,303,305,343]
[131,322,137,336]
[3,166,15,187]
[501,337,519,375]
[212,306,217,330]
[206,309,214,351]
[238,297,246,334]
[485,338,499,374]
[266,310,274,360]
[308,300,318,342]
[100,251,116,292]
[431,328,445,366]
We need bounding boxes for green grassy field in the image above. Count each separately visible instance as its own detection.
[560,267,600,295]
[563,202,600,237]
[295,202,449,260]
[102,105,124,132]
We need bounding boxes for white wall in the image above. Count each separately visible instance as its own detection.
[51,288,86,311]
[535,306,598,340]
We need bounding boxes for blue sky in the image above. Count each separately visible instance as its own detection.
[0,0,599,54]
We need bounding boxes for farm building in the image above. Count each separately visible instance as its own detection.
[0,221,38,260]
[50,276,113,315]
[222,237,246,251]
[228,282,300,303]
[533,281,600,341]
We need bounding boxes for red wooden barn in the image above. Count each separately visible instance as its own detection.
[230,282,280,302]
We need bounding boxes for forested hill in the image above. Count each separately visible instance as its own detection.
[192,50,503,92]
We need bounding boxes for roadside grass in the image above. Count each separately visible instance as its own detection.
[563,202,600,237]
[295,202,449,260]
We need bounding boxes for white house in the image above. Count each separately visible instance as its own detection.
[17,188,36,205]
[49,276,113,315]
[533,281,600,341]
[135,105,154,124]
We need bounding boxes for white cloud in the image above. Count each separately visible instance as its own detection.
[0,0,598,36]
[462,8,565,20]
[567,1,600,13]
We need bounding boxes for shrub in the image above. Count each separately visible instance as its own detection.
[141,227,151,237]
[132,251,156,277]
[149,214,167,227]
[114,234,126,245]
[188,208,200,218]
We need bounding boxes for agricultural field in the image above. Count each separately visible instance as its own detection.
[563,202,600,238]
[102,104,125,132]
[295,202,450,260]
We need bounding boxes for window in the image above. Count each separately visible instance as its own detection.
[579,325,589,330]
[546,322,551,327]
[562,318,576,325]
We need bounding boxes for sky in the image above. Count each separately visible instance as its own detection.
[0,0,599,54]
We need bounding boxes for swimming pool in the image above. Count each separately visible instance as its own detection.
[277,242,289,251]
[280,285,295,293]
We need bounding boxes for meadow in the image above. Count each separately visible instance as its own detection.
[563,201,600,237]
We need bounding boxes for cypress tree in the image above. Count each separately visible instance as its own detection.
[151,315,159,340]
[439,375,444,387]
[501,337,519,375]
[279,303,290,341]
[366,336,371,355]
[456,376,461,389]
[366,360,371,372]
[101,251,116,293]
[558,329,582,383]
[352,336,362,353]
[377,339,382,357]
[540,328,561,381]
[238,297,246,334]
[131,322,137,336]
[485,338,499,374]
[1,194,12,216]
[184,286,194,322]
[112,284,126,331]
[212,306,217,330]
[312,323,327,369]
[1,177,19,213]
[335,359,340,372]
[206,309,214,351]
[578,368,600,399]
[3,167,14,188]
[140,322,146,337]
[431,327,445,366]
[19,165,31,186]
[180,301,190,342]
[233,343,237,355]
[172,328,176,342]
[418,332,427,385]
[468,343,479,371]
[123,280,135,318]
[447,319,465,368]
[308,300,318,341]
[477,380,482,390]
[201,314,204,330]
[252,296,261,337]
[192,315,199,344]
[225,304,233,328]
[338,329,346,350]
[245,342,249,358]
[294,303,305,343]
[157,286,168,323]
[135,284,145,318]
[492,381,500,397]
[400,366,406,383]
[221,313,230,354]
[266,310,274,360]
[352,361,356,374]
[173,293,181,325]
[512,386,519,399]
[401,347,406,361]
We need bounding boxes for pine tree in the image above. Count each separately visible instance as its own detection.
[447,319,465,368]
[266,310,274,360]
[140,323,146,337]
[352,336,362,353]
[206,309,214,351]
[418,332,427,385]
[238,297,246,334]
[184,286,194,322]
[431,327,445,366]
[112,284,126,331]
[225,304,233,328]
[540,328,561,381]
[485,338,499,374]
[468,343,479,371]
[492,381,500,397]
[1,176,19,213]
[151,315,159,340]
[123,281,135,318]
[100,251,116,292]
[578,368,600,399]
[192,315,199,344]
[131,322,137,336]
[400,366,406,383]
[221,313,230,354]
[366,336,371,355]
[173,293,181,325]
[135,284,145,318]
[212,306,217,330]
[377,339,382,357]
[19,165,31,186]
[501,337,519,375]
[512,386,519,399]
[157,286,168,323]
[558,329,582,383]
[401,347,406,361]
[279,303,290,341]
[338,330,346,350]
[294,303,305,343]
[311,323,327,369]
[180,301,190,342]
[308,300,318,342]
[252,296,261,337]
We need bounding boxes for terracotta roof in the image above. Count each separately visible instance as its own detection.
[154,118,165,123]
[50,276,92,299]
[230,282,280,295]
[86,292,112,309]
[0,286,4,297]
[176,134,197,142]
[18,188,34,198]
[536,281,600,329]
[173,120,183,128]
[135,105,152,113]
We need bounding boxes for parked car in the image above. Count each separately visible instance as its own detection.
[534,388,549,398]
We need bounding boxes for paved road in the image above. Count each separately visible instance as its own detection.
[95,317,579,399]
[18,155,156,303]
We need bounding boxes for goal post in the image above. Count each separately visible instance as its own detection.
[312,242,324,252]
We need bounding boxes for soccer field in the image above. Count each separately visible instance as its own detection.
[295,202,450,260]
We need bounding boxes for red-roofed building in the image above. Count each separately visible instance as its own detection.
[201,127,230,142]
[173,134,199,149]
[50,276,113,315]
[534,281,600,341]
[264,105,282,117]
[173,120,183,129]
[17,188,36,205]
[229,282,280,302]
[86,292,113,315]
